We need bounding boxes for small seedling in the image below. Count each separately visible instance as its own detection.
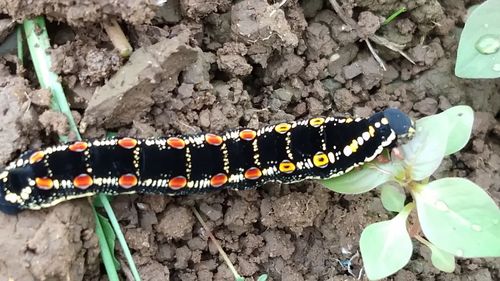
[455,0,500,78]
[321,105,500,280]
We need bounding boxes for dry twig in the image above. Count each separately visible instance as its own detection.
[328,0,415,69]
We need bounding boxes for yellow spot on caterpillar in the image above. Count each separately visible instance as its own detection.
[349,139,359,153]
[381,118,389,125]
[369,126,375,137]
[309,118,325,127]
[275,123,291,134]
[313,152,329,168]
[279,160,296,173]
[345,118,353,123]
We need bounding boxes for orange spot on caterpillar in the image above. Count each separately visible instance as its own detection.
[169,176,187,190]
[119,174,138,189]
[167,137,186,149]
[69,141,88,152]
[244,167,262,180]
[118,137,138,149]
[205,134,223,146]
[35,177,53,190]
[73,174,93,190]
[29,151,45,164]
[239,129,257,141]
[210,173,228,187]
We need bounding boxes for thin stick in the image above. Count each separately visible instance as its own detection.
[328,0,415,65]
[191,207,243,279]
[103,18,133,58]
[364,39,386,70]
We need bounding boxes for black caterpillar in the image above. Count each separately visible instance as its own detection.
[0,108,415,214]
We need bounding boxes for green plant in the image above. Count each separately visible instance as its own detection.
[21,16,140,281]
[321,105,500,280]
[455,0,500,78]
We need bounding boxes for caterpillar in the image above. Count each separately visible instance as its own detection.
[0,108,415,214]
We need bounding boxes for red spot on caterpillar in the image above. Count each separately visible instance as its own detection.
[167,137,186,149]
[244,167,262,180]
[205,133,223,146]
[35,177,53,190]
[169,176,187,190]
[210,173,228,187]
[118,137,138,149]
[239,129,257,141]
[73,174,93,190]
[29,151,45,164]
[119,174,138,189]
[69,141,88,152]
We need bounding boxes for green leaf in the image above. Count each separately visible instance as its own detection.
[96,213,120,268]
[401,114,449,180]
[360,203,414,280]
[380,184,406,212]
[440,105,474,155]
[455,0,500,78]
[320,162,401,194]
[414,178,500,258]
[428,243,456,273]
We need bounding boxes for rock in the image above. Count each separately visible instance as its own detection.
[155,206,195,240]
[0,201,100,280]
[231,0,298,49]
[0,65,40,164]
[82,32,197,129]
[413,97,438,115]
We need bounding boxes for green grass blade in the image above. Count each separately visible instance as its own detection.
[97,213,120,268]
[23,16,140,280]
[23,17,79,142]
[93,205,120,281]
[16,25,24,65]
[98,193,141,281]
[383,7,407,25]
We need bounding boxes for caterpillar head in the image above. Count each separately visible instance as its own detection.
[383,108,416,143]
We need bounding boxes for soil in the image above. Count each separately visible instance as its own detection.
[0,0,499,280]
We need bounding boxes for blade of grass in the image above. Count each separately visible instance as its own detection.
[22,16,140,280]
[383,7,407,25]
[98,193,141,281]
[93,205,120,281]
[23,17,79,142]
